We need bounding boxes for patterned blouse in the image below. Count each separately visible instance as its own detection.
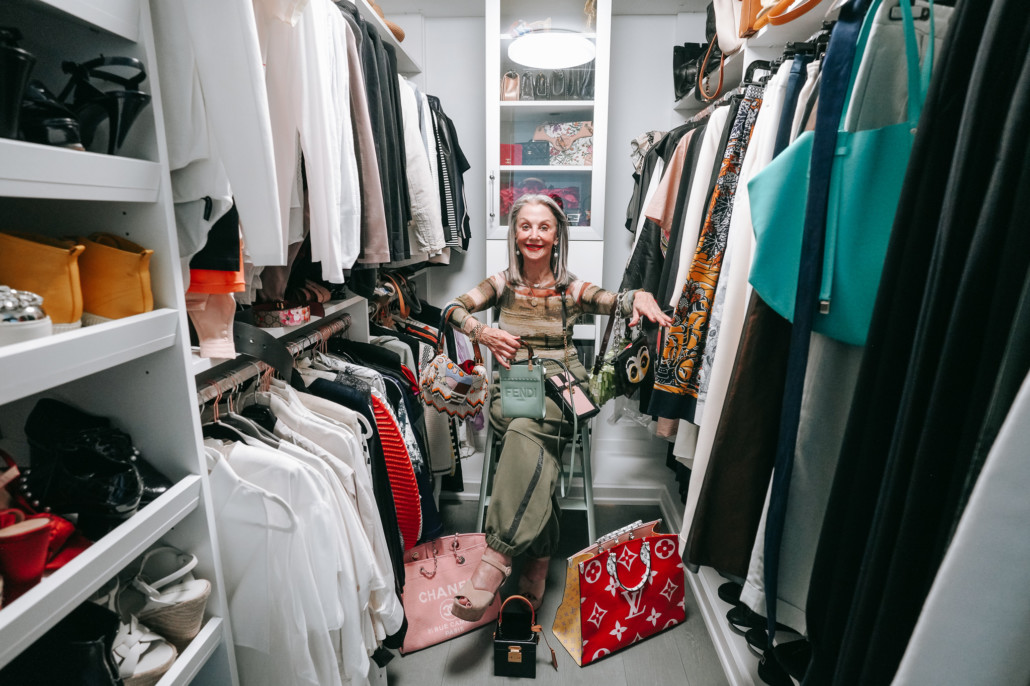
[448,273,635,361]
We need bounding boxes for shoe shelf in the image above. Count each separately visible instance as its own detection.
[686,566,761,686]
[156,617,226,686]
[0,309,179,407]
[0,475,202,670]
[0,138,161,203]
[28,0,140,42]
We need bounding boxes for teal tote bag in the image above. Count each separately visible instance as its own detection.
[747,0,934,346]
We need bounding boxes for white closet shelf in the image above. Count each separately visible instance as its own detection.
[747,8,831,48]
[500,164,591,171]
[687,566,762,686]
[0,475,202,670]
[32,0,140,42]
[355,0,421,74]
[0,138,160,202]
[500,100,595,108]
[674,50,745,114]
[0,309,179,406]
[0,309,179,405]
[156,617,226,686]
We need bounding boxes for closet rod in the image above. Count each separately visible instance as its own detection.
[196,313,352,405]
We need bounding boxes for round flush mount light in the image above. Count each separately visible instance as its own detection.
[508,31,596,70]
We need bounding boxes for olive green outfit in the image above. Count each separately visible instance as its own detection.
[448,273,635,557]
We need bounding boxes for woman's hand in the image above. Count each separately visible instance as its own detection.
[629,290,673,328]
[479,326,522,369]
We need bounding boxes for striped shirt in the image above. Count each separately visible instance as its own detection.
[448,273,635,361]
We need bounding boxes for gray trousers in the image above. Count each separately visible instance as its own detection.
[485,358,587,558]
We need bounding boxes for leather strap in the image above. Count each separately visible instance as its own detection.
[592,299,620,377]
[440,302,483,364]
[698,38,725,101]
[768,0,825,26]
[498,595,559,671]
[382,273,410,319]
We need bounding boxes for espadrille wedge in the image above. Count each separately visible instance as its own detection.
[91,579,177,686]
[120,546,211,651]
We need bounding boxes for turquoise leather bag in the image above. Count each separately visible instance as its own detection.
[747,0,933,346]
[499,344,546,419]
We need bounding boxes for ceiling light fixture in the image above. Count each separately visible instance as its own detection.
[507,30,596,70]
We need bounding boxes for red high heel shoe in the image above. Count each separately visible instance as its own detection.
[0,514,50,604]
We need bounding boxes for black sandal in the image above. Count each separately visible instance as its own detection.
[58,55,151,155]
[20,80,83,150]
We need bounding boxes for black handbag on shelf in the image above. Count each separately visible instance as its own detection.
[520,70,535,100]
[534,71,550,99]
[493,595,557,678]
[551,69,566,99]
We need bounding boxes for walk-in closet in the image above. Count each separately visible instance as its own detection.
[0,0,1022,685]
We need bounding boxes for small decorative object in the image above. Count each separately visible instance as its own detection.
[493,595,558,678]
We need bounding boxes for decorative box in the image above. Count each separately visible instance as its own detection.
[522,141,550,165]
[500,143,523,165]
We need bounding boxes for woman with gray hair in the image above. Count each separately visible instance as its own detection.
[445,193,670,621]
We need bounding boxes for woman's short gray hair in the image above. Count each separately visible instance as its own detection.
[503,193,572,288]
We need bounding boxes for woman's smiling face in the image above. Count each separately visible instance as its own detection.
[514,202,558,266]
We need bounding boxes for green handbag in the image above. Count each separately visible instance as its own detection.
[747,0,933,346]
[499,344,546,419]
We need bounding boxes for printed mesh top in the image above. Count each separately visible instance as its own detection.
[448,273,635,361]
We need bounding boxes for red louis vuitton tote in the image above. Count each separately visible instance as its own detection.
[552,521,686,665]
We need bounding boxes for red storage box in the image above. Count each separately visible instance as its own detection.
[500,143,523,165]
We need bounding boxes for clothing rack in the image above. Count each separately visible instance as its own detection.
[196,312,353,406]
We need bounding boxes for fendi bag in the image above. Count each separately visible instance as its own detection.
[499,344,547,419]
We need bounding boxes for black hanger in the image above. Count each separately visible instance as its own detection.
[744,60,772,86]
[202,420,250,443]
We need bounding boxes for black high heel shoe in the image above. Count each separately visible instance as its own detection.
[20,80,83,149]
[0,27,36,140]
[58,55,151,155]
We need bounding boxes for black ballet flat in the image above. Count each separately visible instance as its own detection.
[20,80,83,149]
[58,55,151,155]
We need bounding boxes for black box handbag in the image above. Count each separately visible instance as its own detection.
[493,595,557,678]
[522,141,550,165]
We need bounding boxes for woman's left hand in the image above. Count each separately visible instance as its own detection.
[629,290,673,328]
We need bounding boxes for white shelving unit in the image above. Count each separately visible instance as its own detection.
[0,0,238,683]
